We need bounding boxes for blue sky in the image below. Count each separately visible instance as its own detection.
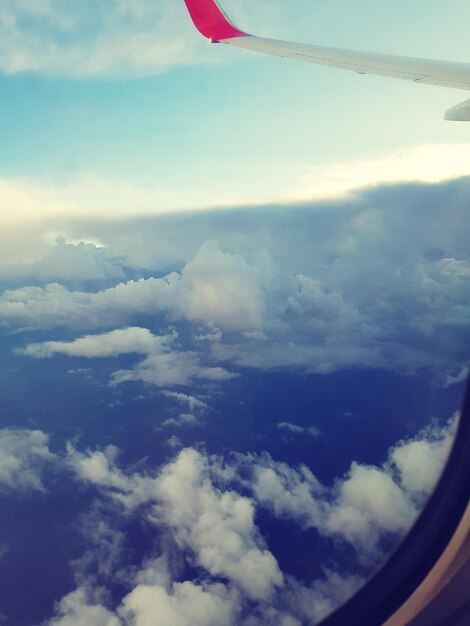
[1,0,470,227]
[1,2,470,625]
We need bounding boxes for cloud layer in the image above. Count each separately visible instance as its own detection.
[8,183,470,383]
[51,414,455,624]
[1,177,467,624]
[0,406,456,625]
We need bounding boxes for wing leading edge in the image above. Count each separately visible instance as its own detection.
[183,0,470,120]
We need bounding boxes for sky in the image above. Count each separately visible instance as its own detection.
[1,1,470,625]
[1,0,470,225]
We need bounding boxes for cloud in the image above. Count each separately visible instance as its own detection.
[180,241,266,331]
[444,366,469,387]
[284,570,364,625]
[0,237,128,287]
[155,448,283,601]
[18,327,161,358]
[247,453,413,559]
[68,446,283,602]
[0,0,208,78]
[282,274,365,336]
[121,581,240,626]
[246,457,325,530]
[2,148,470,237]
[1,242,266,333]
[110,350,236,388]
[277,422,320,437]
[49,411,455,626]
[0,428,55,492]
[0,174,278,235]
[165,435,183,449]
[324,463,416,557]
[388,415,457,498]
[68,417,450,578]
[62,446,303,624]
[66,509,132,604]
[230,415,456,559]
[162,413,200,428]
[19,326,236,389]
[48,582,240,626]
[0,278,176,330]
[5,177,470,383]
[47,587,120,626]
[68,444,133,494]
[161,391,209,412]
[325,415,454,551]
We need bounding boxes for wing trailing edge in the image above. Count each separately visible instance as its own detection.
[183,0,470,120]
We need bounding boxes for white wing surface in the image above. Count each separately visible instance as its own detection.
[183,0,470,120]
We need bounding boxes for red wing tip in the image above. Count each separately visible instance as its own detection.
[183,0,248,41]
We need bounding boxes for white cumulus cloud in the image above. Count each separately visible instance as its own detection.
[0,428,55,492]
[230,415,456,559]
[68,446,283,602]
[19,326,236,389]
[1,242,267,333]
[18,327,161,359]
[121,580,239,626]
[48,411,457,626]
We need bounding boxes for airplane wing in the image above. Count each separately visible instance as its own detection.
[183,0,470,120]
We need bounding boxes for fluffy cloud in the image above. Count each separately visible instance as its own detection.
[0,278,176,330]
[19,326,236,389]
[283,570,364,625]
[19,327,161,358]
[68,413,456,574]
[155,449,283,601]
[47,581,240,626]
[4,179,470,377]
[47,587,120,626]
[0,428,55,492]
[0,237,128,287]
[249,453,413,558]
[46,568,360,626]
[180,241,266,331]
[61,446,305,625]
[160,389,211,427]
[66,444,154,508]
[19,411,454,571]
[246,457,325,530]
[110,349,236,388]
[231,415,456,559]
[44,411,455,626]
[69,446,283,602]
[120,581,239,626]
[325,463,416,557]
[388,416,457,498]
[1,242,266,332]
[282,274,365,336]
